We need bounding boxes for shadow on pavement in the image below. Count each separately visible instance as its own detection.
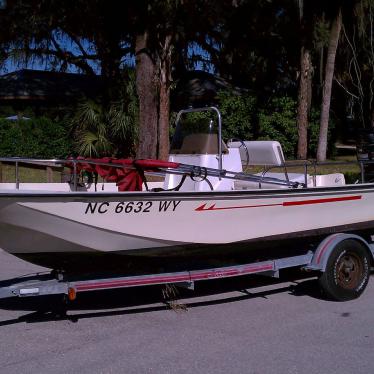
[0,269,324,326]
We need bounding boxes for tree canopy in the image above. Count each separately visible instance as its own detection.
[0,0,373,160]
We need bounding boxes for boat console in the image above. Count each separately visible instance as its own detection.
[162,107,345,191]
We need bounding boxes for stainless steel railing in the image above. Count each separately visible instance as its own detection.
[0,156,372,191]
[0,157,130,191]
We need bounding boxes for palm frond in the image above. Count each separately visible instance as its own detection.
[71,75,138,157]
[72,100,103,131]
[76,130,99,158]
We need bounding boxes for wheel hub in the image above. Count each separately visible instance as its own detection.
[336,253,362,289]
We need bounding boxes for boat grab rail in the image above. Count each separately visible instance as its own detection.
[262,159,368,187]
[0,157,372,191]
[0,157,303,190]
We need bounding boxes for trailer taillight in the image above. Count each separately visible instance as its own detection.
[68,287,76,301]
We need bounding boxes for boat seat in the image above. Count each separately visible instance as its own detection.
[313,173,345,187]
[227,140,285,166]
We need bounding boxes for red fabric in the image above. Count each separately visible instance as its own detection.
[66,158,178,191]
[107,159,141,191]
[134,159,180,169]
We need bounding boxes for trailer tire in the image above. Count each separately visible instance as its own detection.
[318,239,370,301]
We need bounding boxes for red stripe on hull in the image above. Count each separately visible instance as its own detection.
[195,202,282,211]
[195,195,362,212]
[283,195,361,206]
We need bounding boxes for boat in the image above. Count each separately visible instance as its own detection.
[0,106,373,276]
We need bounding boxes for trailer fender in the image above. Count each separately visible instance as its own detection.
[306,233,373,272]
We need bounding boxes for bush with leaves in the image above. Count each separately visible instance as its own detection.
[0,118,71,158]
[170,90,256,144]
[258,96,335,159]
[217,91,256,141]
[258,96,298,158]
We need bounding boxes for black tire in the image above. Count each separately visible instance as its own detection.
[318,239,371,301]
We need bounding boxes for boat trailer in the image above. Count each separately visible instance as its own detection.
[1,233,373,306]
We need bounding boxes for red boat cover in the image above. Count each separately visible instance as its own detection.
[66,157,180,191]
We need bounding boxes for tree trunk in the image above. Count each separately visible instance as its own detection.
[317,9,342,162]
[135,32,159,159]
[157,34,173,161]
[98,41,123,106]
[297,47,312,159]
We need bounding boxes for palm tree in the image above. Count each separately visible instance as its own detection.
[71,73,138,158]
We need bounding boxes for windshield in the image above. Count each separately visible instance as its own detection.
[170,113,224,154]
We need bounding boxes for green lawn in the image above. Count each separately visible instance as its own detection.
[0,163,64,183]
[288,156,360,176]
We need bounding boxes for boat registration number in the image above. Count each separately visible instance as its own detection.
[84,201,181,215]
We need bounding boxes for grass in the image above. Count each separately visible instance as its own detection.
[0,163,64,183]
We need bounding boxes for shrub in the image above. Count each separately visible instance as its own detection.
[0,118,72,158]
[217,91,256,141]
[170,91,256,143]
[258,96,335,159]
[258,96,298,158]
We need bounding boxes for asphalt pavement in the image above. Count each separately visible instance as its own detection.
[0,248,373,374]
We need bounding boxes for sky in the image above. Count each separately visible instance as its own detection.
[1,34,102,75]
[1,34,213,76]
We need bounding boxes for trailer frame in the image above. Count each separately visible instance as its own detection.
[1,233,373,305]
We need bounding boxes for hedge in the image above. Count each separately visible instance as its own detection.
[0,118,72,158]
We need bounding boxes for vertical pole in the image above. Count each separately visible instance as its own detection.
[73,161,77,191]
[360,161,365,183]
[0,161,3,183]
[211,107,223,179]
[15,161,19,189]
[217,110,222,176]
[46,166,53,183]
[304,163,308,187]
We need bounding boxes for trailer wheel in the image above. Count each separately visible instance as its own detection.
[318,239,370,301]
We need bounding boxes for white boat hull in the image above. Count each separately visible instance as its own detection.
[1,185,374,272]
